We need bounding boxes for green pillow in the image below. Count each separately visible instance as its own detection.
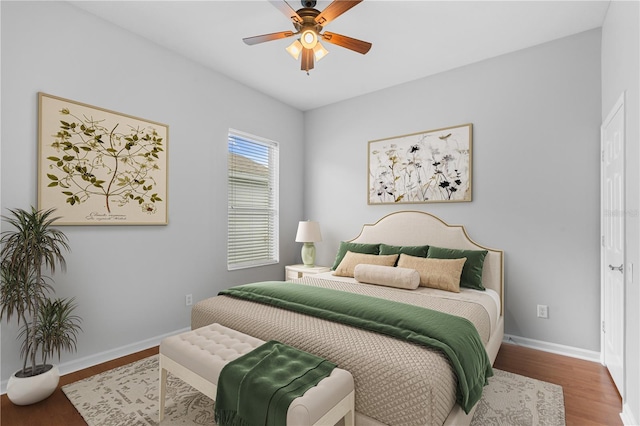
[379,243,429,258]
[331,242,380,270]
[427,246,488,290]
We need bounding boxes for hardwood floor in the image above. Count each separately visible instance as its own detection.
[494,343,622,426]
[0,343,622,426]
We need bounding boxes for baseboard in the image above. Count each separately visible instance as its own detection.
[503,334,600,363]
[0,331,604,394]
[1,327,190,395]
[621,402,639,426]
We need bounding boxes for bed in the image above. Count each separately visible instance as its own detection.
[192,210,504,426]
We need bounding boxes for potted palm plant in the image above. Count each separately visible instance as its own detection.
[0,206,82,405]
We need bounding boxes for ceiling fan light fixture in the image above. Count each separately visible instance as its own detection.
[286,39,303,60]
[313,42,329,61]
[300,29,318,49]
[244,0,372,74]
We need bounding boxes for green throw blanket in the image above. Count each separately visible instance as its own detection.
[220,281,493,414]
[214,340,336,426]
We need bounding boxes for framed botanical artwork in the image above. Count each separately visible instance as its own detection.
[38,93,169,225]
[368,123,472,204]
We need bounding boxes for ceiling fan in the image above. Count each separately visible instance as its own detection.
[243,0,372,74]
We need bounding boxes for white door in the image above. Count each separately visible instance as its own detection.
[601,93,625,396]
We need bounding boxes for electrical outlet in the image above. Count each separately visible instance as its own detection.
[185,294,193,306]
[537,304,549,319]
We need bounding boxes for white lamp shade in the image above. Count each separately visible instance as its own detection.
[286,39,303,60]
[313,42,329,61]
[295,221,322,243]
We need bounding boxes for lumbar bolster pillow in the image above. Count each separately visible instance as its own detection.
[354,264,420,290]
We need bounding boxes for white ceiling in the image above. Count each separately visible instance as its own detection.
[70,0,610,111]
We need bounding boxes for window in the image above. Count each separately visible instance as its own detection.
[227,129,279,270]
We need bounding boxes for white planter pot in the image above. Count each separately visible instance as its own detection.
[7,364,59,405]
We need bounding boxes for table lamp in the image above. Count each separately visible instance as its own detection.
[295,220,322,267]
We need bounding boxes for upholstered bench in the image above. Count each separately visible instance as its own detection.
[159,323,355,425]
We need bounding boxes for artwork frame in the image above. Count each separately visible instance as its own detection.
[368,123,472,204]
[38,93,169,225]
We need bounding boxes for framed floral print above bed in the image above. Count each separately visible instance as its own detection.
[368,123,472,204]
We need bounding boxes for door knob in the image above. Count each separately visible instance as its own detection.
[608,264,624,273]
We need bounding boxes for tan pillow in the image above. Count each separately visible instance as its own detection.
[397,254,467,293]
[333,251,399,278]
[354,264,420,290]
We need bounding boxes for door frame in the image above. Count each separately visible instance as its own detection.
[600,92,626,397]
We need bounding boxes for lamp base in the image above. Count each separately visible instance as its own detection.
[301,242,316,268]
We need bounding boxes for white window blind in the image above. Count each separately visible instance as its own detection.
[227,129,279,270]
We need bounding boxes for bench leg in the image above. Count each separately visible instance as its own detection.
[157,352,219,423]
[344,391,355,426]
[159,358,167,422]
[311,390,355,426]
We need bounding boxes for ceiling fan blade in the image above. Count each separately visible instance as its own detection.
[301,48,314,72]
[321,31,372,54]
[243,31,294,45]
[314,0,362,26]
[269,0,303,25]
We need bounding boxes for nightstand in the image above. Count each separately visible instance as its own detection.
[285,264,331,281]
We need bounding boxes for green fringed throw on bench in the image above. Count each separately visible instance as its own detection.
[220,281,492,414]
[214,340,336,426]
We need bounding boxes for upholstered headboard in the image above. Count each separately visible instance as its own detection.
[349,211,504,315]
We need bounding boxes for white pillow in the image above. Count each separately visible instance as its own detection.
[354,264,420,290]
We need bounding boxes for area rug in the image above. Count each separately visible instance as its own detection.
[62,355,565,426]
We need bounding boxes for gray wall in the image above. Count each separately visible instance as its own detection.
[304,29,602,351]
[602,1,640,423]
[1,1,304,384]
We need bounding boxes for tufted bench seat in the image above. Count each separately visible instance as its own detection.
[159,323,355,425]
